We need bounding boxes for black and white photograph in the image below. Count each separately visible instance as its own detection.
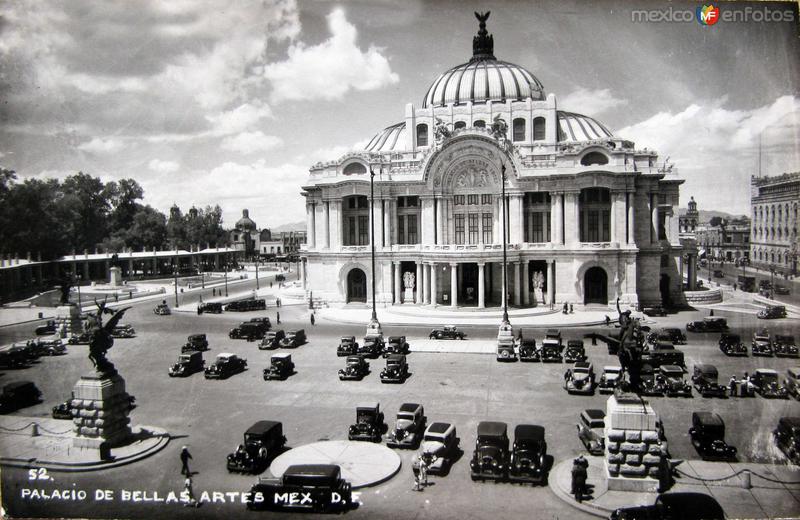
[1,1,799,518]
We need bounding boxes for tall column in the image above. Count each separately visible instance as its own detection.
[649,193,657,243]
[415,261,422,304]
[308,203,316,249]
[613,191,627,244]
[688,255,697,290]
[494,197,501,244]
[383,199,392,247]
[371,198,383,247]
[430,262,438,305]
[331,200,343,250]
[547,260,555,304]
[323,202,330,249]
[393,262,401,304]
[422,262,430,304]
[478,262,485,308]
[435,197,444,244]
[301,259,307,289]
[564,192,579,245]
[627,192,634,244]
[421,197,435,244]
[610,193,617,245]
[551,192,563,245]
[450,262,458,307]
[513,262,521,306]
[522,260,530,305]
[83,262,90,280]
[510,195,524,243]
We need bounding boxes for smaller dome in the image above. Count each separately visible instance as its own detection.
[557,111,614,142]
[364,122,407,153]
[235,209,257,231]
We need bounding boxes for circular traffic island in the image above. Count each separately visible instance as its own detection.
[270,440,401,489]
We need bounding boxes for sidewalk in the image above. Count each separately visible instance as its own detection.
[550,454,800,518]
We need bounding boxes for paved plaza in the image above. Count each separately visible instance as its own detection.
[1,277,799,519]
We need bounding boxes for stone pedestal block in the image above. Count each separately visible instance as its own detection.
[55,304,83,337]
[71,372,132,450]
[109,266,122,286]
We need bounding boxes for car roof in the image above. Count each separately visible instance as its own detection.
[755,368,777,375]
[427,422,453,435]
[218,352,235,358]
[272,353,291,360]
[283,464,340,479]
[583,409,605,420]
[694,363,717,373]
[246,420,282,436]
[341,336,355,340]
[545,329,560,335]
[656,492,725,519]
[693,411,724,426]
[387,354,405,362]
[346,355,363,362]
[399,403,421,413]
[573,361,591,369]
[660,365,683,373]
[514,424,545,441]
[388,336,404,341]
[477,421,508,437]
[604,365,622,372]
[357,403,379,411]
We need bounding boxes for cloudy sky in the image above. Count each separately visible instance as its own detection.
[1,0,798,228]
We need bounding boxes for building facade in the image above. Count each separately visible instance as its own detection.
[750,172,799,274]
[696,219,750,264]
[301,15,687,309]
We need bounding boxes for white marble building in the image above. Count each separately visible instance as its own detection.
[300,15,686,310]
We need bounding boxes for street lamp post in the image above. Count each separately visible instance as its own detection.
[769,264,775,300]
[255,258,260,291]
[501,163,509,324]
[366,167,382,337]
[74,274,82,309]
[224,261,229,297]
[173,265,179,307]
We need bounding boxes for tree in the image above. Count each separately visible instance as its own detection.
[709,216,723,228]
[128,205,167,250]
[60,172,111,252]
[106,178,144,231]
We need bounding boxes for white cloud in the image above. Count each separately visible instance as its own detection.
[264,8,399,103]
[77,137,125,154]
[619,95,800,214]
[148,159,180,173]
[220,131,284,154]
[205,102,273,136]
[560,88,628,117]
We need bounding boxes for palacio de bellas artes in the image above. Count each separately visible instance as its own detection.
[302,15,687,311]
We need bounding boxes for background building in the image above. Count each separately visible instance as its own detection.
[750,172,799,275]
[301,16,687,309]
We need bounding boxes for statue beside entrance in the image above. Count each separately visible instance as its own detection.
[403,271,415,303]
[532,271,545,306]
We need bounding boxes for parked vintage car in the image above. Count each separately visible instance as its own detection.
[610,492,725,520]
[258,329,285,350]
[280,329,306,348]
[51,396,74,420]
[752,328,773,356]
[564,362,595,395]
[229,322,267,340]
[68,331,92,345]
[718,333,747,356]
[508,424,547,484]
[643,341,685,368]
[34,337,66,356]
[204,353,247,379]
[785,367,800,400]
[775,284,791,295]
[386,403,426,449]
[153,303,171,315]
[224,299,267,312]
[642,305,667,317]
[686,317,728,333]
[384,336,409,357]
[182,333,209,353]
[774,417,800,465]
[470,421,509,481]
[496,333,516,362]
[564,340,586,363]
[647,328,687,345]
[576,409,605,455]
[0,345,30,369]
[751,368,788,398]
[758,305,787,320]
[264,353,295,380]
[168,351,204,377]
[692,364,727,398]
[337,336,358,357]
[111,324,136,338]
[429,326,465,340]
[518,338,540,362]
[247,317,271,328]
[598,366,622,394]
[246,464,352,512]
[347,403,386,442]
[197,302,223,314]
[227,420,286,473]
[639,364,665,396]
[0,381,41,413]
[358,335,384,358]
[380,354,409,384]
[35,320,57,336]
[774,335,799,358]
[689,411,737,461]
[413,422,459,475]
[541,330,563,363]
[660,365,692,397]
[338,355,369,381]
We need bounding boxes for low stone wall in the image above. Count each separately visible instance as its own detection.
[683,288,722,305]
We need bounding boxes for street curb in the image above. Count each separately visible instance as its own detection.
[320,315,607,329]
[0,315,55,329]
[548,458,611,518]
[0,426,170,472]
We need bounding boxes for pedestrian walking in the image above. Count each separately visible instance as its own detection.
[571,457,587,502]
[605,315,611,327]
[419,453,429,488]
[569,303,574,314]
[729,376,737,398]
[562,302,568,314]
[277,298,281,307]
[310,313,315,326]
[183,476,199,507]
[276,311,281,324]
[180,446,193,476]
[270,281,273,288]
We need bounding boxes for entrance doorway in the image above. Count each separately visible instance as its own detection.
[659,274,671,307]
[459,263,479,306]
[584,266,608,304]
[346,268,367,303]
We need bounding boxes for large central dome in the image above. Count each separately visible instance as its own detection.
[422,13,545,108]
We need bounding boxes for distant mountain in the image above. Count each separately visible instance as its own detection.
[678,208,749,222]
[271,221,306,233]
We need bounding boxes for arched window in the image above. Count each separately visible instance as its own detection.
[473,120,486,128]
[454,121,466,130]
[581,151,609,166]
[416,124,428,147]
[342,162,367,175]
[533,117,546,141]
[512,118,526,142]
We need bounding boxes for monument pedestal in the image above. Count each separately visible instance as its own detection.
[71,371,132,451]
[403,289,414,303]
[604,392,665,493]
[55,304,83,337]
[365,318,383,339]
